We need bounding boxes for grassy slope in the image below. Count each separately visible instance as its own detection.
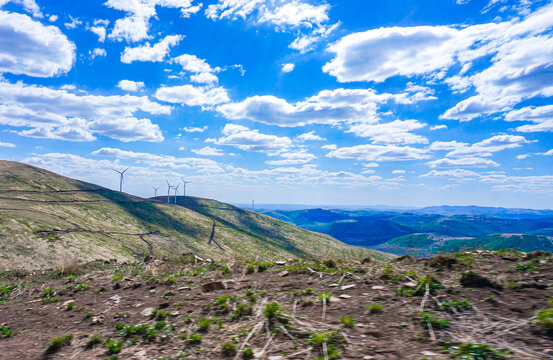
[0,161,391,270]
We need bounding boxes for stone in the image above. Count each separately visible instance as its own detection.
[141,307,155,317]
[372,285,385,290]
[177,286,191,291]
[202,281,227,292]
[341,284,356,290]
[109,295,121,304]
[402,282,417,288]
[275,260,286,265]
[278,270,289,277]
[62,299,75,307]
[339,294,351,299]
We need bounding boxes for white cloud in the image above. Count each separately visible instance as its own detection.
[429,135,530,158]
[430,124,447,130]
[0,79,169,142]
[281,63,295,73]
[206,0,336,52]
[266,149,315,165]
[191,146,225,156]
[121,35,183,63]
[207,123,292,155]
[297,131,326,141]
[0,11,75,77]
[426,157,500,168]
[216,87,434,127]
[363,162,379,168]
[106,0,200,42]
[181,126,207,132]
[48,14,57,22]
[347,119,428,144]
[64,15,82,29]
[420,169,481,178]
[155,85,230,106]
[0,141,15,147]
[190,72,219,84]
[505,105,553,133]
[89,48,107,59]
[89,26,107,42]
[392,170,406,174]
[321,144,337,150]
[117,80,145,92]
[326,144,430,162]
[0,0,42,17]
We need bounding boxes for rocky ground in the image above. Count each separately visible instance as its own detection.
[1,250,552,359]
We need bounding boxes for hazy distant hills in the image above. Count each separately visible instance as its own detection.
[0,161,390,270]
[256,207,553,255]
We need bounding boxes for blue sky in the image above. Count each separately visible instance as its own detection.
[1,0,553,208]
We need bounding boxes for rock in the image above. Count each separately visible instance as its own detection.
[402,282,417,288]
[339,294,351,299]
[460,272,502,289]
[278,270,289,277]
[329,296,341,302]
[62,299,75,307]
[109,295,121,304]
[177,286,191,291]
[202,281,227,292]
[372,285,385,290]
[341,284,356,290]
[363,356,375,360]
[268,356,284,360]
[170,311,180,317]
[275,260,286,265]
[329,283,340,287]
[141,307,155,317]
[421,350,440,356]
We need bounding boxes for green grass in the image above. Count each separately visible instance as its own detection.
[534,308,553,333]
[340,316,355,328]
[366,303,384,314]
[444,343,511,359]
[45,334,73,354]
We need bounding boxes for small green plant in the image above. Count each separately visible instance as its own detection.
[221,341,237,356]
[0,325,14,338]
[418,312,450,329]
[221,266,231,275]
[454,253,475,266]
[74,283,90,292]
[444,343,511,359]
[45,334,73,354]
[441,299,472,313]
[41,288,62,303]
[511,262,538,273]
[85,333,103,349]
[534,308,553,333]
[197,318,211,332]
[302,287,314,295]
[242,348,254,358]
[399,276,443,297]
[188,333,202,344]
[151,308,169,320]
[340,316,355,328]
[246,264,255,274]
[318,292,331,303]
[308,331,345,360]
[264,302,282,319]
[484,296,498,305]
[366,303,384,314]
[106,339,124,354]
[84,312,94,319]
[0,284,16,303]
[65,301,74,310]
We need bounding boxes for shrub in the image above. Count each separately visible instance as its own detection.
[85,333,103,349]
[188,333,202,344]
[221,341,236,356]
[445,343,511,359]
[340,316,355,328]
[41,288,62,303]
[197,318,211,332]
[366,303,383,314]
[264,302,282,319]
[46,334,73,354]
[74,283,90,292]
[0,325,14,338]
[65,301,74,310]
[106,339,124,354]
[534,308,553,333]
[242,348,254,358]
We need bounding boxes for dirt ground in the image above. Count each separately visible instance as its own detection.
[1,250,552,359]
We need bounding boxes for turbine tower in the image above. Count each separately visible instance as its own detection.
[166,180,173,204]
[181,177,191,196]
[153,186,159,197]
[113,168,129,192]
[174,183,179,204]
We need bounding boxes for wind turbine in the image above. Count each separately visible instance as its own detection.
[166,180,173,204]
[113,168,129,192]
[174,183,179,204]
[181,177,191,196]
[153,186,159,197]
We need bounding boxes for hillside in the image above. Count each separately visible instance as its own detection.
[374,233,553,256]
[0,161,390,270]
[0,251,552,359]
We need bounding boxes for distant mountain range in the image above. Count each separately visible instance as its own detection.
[255,207,553,256]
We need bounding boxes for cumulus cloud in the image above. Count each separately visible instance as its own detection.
[155,85,230,106]
[207,124,292,155]
[0,79,169,142]
[117,80,145,92]
[0,11,75,77]
[172,54,221,83]
[206,0,336,52]
[429,135,530,158]
[0,0,43,17]
[88,19,109,42]
[426,157,500,168]
[121,35,183,63]
[0,141,15,147]
[430,125,447,130]
[191,146,225,156]
[266,149,315,165]
[181,126,207,132]
[326,144,430,162]
[297,131,326,141]
[216,87,434,127]
[89,48,106,59]
[347,119,428,144]
[505,105,553,133]
[106,0,201,42]
[281,63,295,73]
[420,169,481,178]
